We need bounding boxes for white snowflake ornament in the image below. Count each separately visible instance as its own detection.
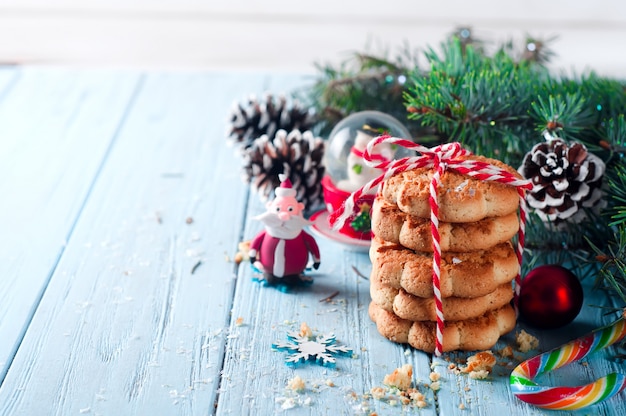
[272,330,353,367]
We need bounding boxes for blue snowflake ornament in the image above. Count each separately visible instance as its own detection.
[272,330,353,368]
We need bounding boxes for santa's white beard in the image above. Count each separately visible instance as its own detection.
[254,211,310,239]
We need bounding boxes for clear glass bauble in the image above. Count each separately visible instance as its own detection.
[323,111,412,192]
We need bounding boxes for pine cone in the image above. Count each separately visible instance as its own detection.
[227,93,316,149]
[518,135,606,223]
[242,129,325,210]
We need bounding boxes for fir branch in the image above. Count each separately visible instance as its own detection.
[405,35,626,169]
[406,37,547,166]
[355,52,404,73]
[523,210,607,279]
[530,93,594,138]
[606,163,626,227]
[598,115,626,227]
[298,30,626,304]
[586,226,626,307]
[301,46,424,138]
[519,34,558,65]
[601,114,626,153]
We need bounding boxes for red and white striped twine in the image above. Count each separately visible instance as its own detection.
[330,135,532,356]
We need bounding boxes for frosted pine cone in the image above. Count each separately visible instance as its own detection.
[242,129,325,210]
[518,134,605,223]
[227,93,316,149]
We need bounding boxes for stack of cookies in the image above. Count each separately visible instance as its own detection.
[368,154,521,353]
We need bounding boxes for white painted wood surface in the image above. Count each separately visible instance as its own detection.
[0,0,625,78]
[0,68,141,377]
[0,67,624,415]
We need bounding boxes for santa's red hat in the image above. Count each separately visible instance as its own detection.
[275,174,296,198]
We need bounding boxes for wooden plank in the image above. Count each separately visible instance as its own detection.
[226,214,626,414]
[217,72,434,415]
[1,68,623,415]
[0,71,268,415]
[0,67,19,97]
[0,67,141,380]
[216,195,436,415]
[434,281,625,416]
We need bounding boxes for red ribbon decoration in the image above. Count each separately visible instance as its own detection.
[350,146,389,163]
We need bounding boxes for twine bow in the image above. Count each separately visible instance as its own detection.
[331,135,533,356]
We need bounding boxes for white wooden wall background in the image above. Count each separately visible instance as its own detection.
[0,0,625,77]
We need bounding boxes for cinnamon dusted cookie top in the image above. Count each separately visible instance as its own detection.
[381,155,521,223]
[370,279,514,322]
[368,302,516,353]
[370,238,519,299]
[371,197,519,252]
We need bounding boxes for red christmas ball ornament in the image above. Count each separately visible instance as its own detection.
[518,265,584,329]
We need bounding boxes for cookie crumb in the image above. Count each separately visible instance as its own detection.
[429,371,441,382]
[235,317,244,326]
[383,364,413,390]
[299,322,313,338]
[279,397,296,410]
[498,345,514,359]
[462,351,496,374]
[468,370,490,380]
[287,375,305,392]
[408,389,425,402]
[234,241,251,264]
[516,329,539,352]
[448,362,462,375]
[369,365,430,409]
[370,386,386,400]
[415,399,428,408]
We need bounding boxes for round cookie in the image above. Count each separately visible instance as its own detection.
[368,302,516,353]
[370,238,518,298]
[381,154,521,223]
[370,279,514,322]
[371,197,519,252]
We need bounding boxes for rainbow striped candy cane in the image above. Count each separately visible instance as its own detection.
[510,311,626,410]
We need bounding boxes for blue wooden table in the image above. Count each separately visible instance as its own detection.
[0,66,624,415]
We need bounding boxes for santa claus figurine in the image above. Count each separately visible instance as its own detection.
[249,174,321,287]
